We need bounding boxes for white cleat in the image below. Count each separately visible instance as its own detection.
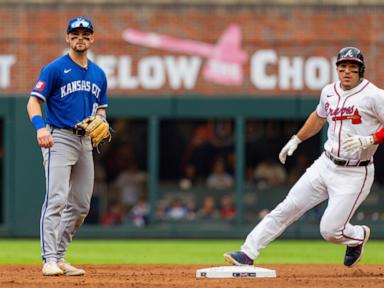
[58,260,85,276]
[42,261,64,276]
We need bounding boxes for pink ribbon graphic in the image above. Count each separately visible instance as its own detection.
[122,24,248,86]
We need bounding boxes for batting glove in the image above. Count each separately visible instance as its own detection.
[279,135,302,164]
[343,134,375,153]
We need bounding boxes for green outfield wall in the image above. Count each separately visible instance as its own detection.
[0,96,383,239]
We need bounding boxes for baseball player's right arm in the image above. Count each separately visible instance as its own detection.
[279,111,326,164]
[27,96,54,148]
[296,111,327,141]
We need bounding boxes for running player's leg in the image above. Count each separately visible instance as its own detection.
[241,158,328,259]
[57,138,94,260]
[319,165,374,246]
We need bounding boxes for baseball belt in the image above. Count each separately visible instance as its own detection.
[325,151,371,167]
[48,125,86,136]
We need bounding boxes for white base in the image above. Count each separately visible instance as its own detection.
[196,266,276,279]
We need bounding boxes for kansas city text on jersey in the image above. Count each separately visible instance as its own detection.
[60,80,101,99]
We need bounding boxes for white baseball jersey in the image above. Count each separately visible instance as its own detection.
[316,79,384,161]
[240,78,381,261]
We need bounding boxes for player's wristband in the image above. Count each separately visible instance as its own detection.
[374,129,384,144]
[31,115,45,131]
[96,114,106,121]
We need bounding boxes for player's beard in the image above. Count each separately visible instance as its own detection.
[72,45,88,55]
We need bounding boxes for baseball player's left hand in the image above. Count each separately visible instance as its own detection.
[343,134,375,153]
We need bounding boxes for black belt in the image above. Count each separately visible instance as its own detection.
[50,125,86,136]
[71,127,86,136]
[325,152,370,167]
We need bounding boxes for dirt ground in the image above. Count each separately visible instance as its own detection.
[0,264,383,288]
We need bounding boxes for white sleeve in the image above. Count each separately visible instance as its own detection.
[315,87,328,118]
[372,89,384,124]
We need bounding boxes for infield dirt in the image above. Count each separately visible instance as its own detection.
[0,264,383,287]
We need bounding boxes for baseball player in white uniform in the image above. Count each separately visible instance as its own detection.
[224,47,384,267]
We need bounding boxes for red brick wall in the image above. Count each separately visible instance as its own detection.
[1,5,384,97]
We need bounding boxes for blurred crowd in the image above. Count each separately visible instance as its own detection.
[84,118,384,227]
[0,115,381,227]
[0,116,381,226]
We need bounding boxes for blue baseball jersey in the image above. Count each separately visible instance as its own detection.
[30,54,108,128]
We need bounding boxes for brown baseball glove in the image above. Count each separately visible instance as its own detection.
[74,115,111,147]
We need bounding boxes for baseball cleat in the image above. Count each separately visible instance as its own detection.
[344,225,370,267]
[224,251,254,266]
[42,261,64,276]
[58,260,85,276]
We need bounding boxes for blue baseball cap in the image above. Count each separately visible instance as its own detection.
[67,16,94,34]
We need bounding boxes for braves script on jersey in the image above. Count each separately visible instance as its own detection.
[31,54,108,128]
[317,79,384,161]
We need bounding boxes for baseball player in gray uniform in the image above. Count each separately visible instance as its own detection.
[224,47,384,267]
[27,17,109,276]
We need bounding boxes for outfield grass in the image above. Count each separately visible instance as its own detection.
[0,239,383,264]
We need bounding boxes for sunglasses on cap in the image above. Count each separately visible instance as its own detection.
[67,17,94,33]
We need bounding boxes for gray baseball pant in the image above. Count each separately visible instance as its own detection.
[40,127,94,263]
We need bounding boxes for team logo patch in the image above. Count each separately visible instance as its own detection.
[343,49,355,58]
[34,81,46,91]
